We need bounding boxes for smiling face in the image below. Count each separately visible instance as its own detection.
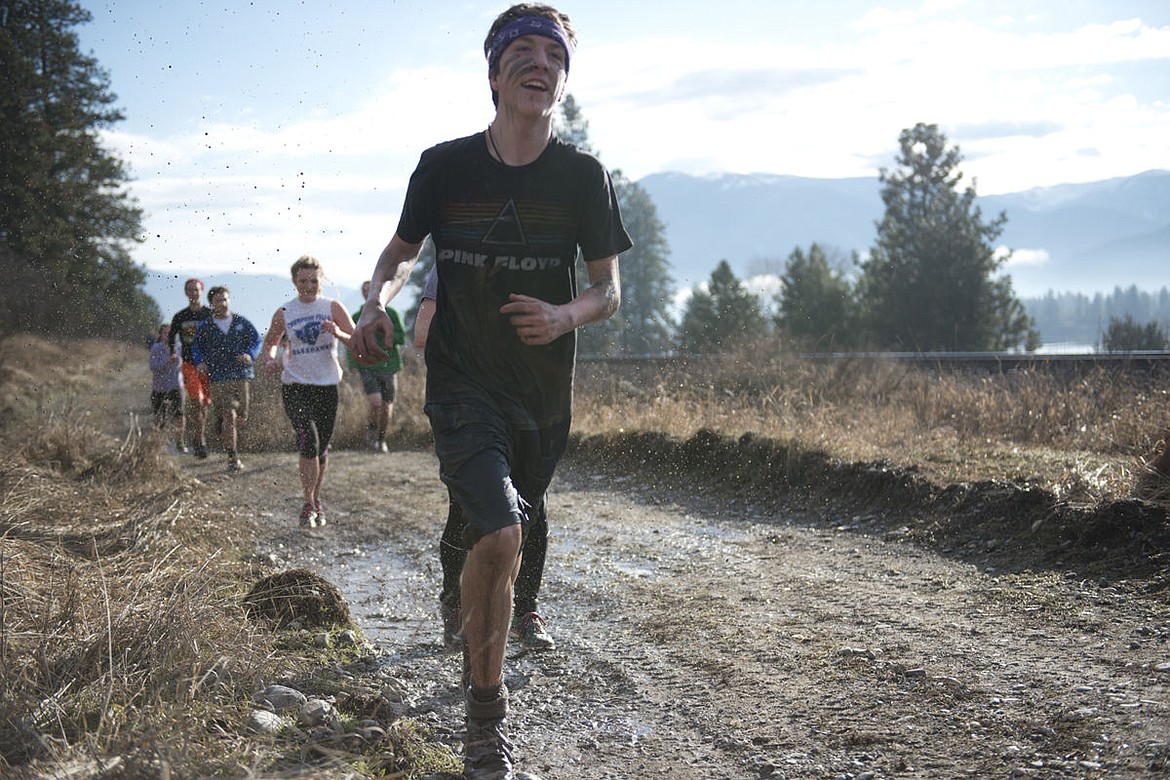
[209,289,230,318]
[490,34,567,117]
[294,268,321,302]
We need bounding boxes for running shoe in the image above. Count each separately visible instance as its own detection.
[313,500,326,527]
[510,611,555,651]
[463,685,514,780]
[299,502,318,528]
[227,458,244,473]
[193,443,209,459]
[441,600,463,647]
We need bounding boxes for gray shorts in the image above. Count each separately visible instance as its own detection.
[425,400,568,549]
[358,368,398,402]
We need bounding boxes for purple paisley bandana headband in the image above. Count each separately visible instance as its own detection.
[487,16,572,73]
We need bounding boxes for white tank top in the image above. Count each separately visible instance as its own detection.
[280,296,342,385]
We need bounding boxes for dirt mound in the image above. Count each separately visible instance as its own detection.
[243,568,352,628]
[570,427,1170,587]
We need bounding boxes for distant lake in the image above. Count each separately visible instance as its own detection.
[1038,342,1097,354]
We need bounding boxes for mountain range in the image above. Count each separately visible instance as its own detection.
[141,170,1170,339]
[638,169,1170,299]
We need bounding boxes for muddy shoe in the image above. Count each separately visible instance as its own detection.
[510,612,555,651]
[463,685,515,779]
[193,443,209,459]
[441,600,463,648]
[299,502,318,529]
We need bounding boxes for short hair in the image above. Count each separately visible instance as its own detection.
[484,4,576,106]
[291,254,324,280]
[361,280,371,297]
[207,285,230,303]
[184,277,204,290]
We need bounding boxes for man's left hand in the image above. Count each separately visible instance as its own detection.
[500,293,570,346]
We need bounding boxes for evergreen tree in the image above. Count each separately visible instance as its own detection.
[774,243,857,348]
[554,95,675,356]
[1102,315,1169,352]
[857,123,1038,351]
[591,172,675,356]
[1,0,157,340]
[678,260,768,354]
[552,93,594,154]
[1023,286,1170,347]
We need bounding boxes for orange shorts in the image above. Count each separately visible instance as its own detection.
[181,361,212,406]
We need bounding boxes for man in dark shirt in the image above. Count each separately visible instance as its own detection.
[169,278,212,457]
[351,6,631,778]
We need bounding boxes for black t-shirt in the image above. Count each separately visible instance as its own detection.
[398,133,632,429]
[170,305,212,364]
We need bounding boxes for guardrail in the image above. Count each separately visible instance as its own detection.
[579,350,1170,374]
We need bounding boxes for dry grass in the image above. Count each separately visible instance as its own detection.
[0,335,452,778]
[573,341,1170,506]
[0,428,275,775]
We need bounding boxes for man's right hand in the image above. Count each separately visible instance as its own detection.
[349,307,394,365]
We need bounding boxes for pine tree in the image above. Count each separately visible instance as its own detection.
[553,93,594,154]
[857,123,1038,351]
[0,0,157,339]
[1102,315,1169,352]
[554,96,675,356]
[678,260,768,354]
[775,243,857,349]
[606,172,675,355]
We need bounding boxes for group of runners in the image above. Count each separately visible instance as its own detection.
[149,260,405,515]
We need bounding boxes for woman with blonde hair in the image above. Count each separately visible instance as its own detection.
[261,255,356,528]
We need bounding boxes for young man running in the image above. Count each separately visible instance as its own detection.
[169,278,212,456]
[350,5,631,777]
[191,286,261,473]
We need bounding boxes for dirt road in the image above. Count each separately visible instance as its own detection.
[187,447,1170,779]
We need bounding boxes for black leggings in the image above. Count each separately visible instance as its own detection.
[439,489,548,617]
[281,383,338,460]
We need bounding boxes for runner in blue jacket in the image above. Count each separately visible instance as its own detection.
[191,285,261,472]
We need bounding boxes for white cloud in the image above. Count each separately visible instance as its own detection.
[1002,247,1051,267]
[746,274,783,300]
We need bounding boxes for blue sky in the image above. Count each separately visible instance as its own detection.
[77,0,1170,288]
